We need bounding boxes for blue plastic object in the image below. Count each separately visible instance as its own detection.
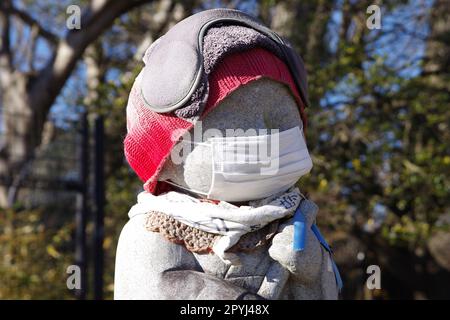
[291,203,344,292]
[293,206,307,251]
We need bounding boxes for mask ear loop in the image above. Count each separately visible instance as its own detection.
[298,190,307,201]
[162,179,210,199]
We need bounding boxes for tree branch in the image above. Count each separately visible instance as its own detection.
[27,25,39,72]
[28,0,151,142]
[0,0,12,67]
[8,5,58,45]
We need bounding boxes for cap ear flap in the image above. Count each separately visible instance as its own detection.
[143,37,163,65]
[282,40,309,108]
[140,8,310,114]
[141,39,201,112]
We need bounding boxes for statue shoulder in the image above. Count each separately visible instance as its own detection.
[114,214,200,299]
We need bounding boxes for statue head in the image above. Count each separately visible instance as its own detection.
[124,8,311,202]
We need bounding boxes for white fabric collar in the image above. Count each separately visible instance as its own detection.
[128,187,304,265]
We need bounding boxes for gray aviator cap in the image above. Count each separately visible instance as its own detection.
[141,8,309,116]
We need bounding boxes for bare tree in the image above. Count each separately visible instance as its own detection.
[0,0,153,207]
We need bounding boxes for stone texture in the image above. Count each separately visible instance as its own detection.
[114,199,339,299]
[115,79,339,300]
[159,78,303,195]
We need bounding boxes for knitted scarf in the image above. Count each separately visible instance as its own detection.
[128,188,304,265]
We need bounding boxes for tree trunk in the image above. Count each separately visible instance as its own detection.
[0,0,152,207]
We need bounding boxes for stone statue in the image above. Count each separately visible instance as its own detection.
[115,8,341,300]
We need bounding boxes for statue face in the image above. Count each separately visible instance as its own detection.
[159,78,304,198]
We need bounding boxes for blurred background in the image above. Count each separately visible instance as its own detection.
[0,0,449,300]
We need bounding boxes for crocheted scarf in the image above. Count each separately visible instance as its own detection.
[128,188,304,265]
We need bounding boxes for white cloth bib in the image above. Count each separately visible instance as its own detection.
[128,188,305,264]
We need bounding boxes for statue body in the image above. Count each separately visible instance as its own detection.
[114,80,339,299]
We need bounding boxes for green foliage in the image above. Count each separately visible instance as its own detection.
[95,65,143,299]
[0,207,75,299]
[296,0,450,299]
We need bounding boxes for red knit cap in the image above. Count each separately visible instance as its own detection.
[124,48,306,193]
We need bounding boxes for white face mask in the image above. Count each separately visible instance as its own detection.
[165,126,313,202]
